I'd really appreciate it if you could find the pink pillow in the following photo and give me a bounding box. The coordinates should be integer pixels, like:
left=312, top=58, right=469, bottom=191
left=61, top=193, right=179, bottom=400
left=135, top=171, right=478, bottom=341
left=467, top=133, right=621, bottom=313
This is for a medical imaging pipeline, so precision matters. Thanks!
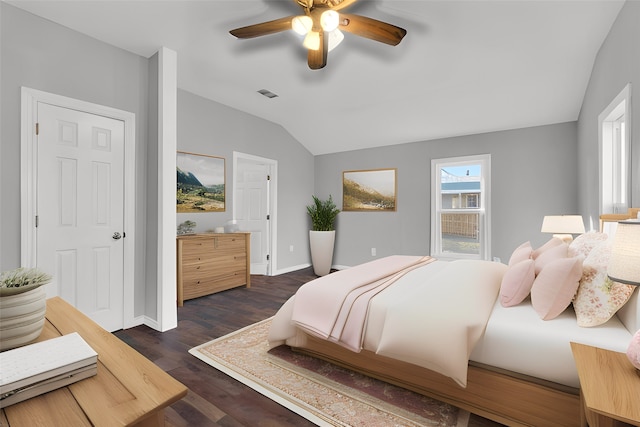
left=534, top=242, right=568, bottom=275
left=573, top=241, right=635, bottom=327
left=531, top=257, right=582, bottom=320
left=508, top=241, right=532, bottom=266
left=500, top=259, right=535, bottom=307
left=627, top=330, right=640, bottom=370
left=531, top=237, right=564, bottom=259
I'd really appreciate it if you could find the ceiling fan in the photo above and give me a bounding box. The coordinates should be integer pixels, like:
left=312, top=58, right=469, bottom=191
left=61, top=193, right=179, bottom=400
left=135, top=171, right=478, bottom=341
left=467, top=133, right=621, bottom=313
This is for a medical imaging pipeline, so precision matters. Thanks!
left=229, top=0, right=407, bottom=70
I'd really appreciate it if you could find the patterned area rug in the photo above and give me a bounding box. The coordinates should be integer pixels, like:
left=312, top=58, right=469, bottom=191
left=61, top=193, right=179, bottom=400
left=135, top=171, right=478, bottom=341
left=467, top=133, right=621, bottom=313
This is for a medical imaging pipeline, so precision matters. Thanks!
left=190, top=318, right=503, bottom=427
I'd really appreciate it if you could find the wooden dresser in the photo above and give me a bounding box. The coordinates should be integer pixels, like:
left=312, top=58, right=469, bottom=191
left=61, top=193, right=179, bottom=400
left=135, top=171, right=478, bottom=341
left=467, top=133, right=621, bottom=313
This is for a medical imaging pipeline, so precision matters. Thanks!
left=176, top=233, right=251, bottom=306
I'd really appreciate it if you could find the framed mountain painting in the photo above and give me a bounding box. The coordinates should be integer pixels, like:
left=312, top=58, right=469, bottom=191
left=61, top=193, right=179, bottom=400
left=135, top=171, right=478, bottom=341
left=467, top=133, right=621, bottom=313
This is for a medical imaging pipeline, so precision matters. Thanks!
left=176, top=151, right=225, bottom=212
left=343, top=168, right=397, bottom=211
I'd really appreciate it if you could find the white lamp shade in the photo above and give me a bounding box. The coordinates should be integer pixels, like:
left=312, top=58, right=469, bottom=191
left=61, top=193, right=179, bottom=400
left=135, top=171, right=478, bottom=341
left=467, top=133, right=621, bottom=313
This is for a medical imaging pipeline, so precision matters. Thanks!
left=608, top=220, right=640, bottom=286
left=320, top=10, right=339, bottom=32
left=303, top=31, right=320, bottom=50
left=540, top=215, right=586, bottom=234
left=292, top=16, right=312, bottom=35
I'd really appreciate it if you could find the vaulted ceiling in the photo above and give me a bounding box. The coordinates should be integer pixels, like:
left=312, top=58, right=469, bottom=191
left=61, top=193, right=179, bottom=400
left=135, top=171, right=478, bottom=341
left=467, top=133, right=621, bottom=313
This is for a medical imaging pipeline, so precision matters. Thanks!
left=7, top=0, right=625, bottom=155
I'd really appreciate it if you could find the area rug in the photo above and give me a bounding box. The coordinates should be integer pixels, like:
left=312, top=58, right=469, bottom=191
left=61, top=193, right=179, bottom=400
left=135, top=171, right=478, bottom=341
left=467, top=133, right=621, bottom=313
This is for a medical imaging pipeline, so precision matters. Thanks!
left=189, top=318, right=503, bottom=427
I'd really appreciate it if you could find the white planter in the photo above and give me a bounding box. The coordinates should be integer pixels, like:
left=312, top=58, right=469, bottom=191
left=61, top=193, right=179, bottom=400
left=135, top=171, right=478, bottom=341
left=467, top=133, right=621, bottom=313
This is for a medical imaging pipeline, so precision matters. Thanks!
left=309, top=230, right=336, bottom=276
left=0, top=286, right=47, bottom=351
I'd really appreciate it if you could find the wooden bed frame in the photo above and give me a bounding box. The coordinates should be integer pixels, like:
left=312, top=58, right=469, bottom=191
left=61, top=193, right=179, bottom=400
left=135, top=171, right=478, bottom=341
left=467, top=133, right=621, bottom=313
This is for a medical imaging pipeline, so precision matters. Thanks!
left=294, top=333, right=583, bottom=427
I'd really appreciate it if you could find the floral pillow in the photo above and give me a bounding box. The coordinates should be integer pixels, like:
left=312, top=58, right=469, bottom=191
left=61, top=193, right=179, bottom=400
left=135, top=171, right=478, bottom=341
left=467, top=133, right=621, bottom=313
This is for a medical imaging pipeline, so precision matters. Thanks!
left=568, top=231, right=608, bottom=261
left=573, top=240, right=635, bottom=327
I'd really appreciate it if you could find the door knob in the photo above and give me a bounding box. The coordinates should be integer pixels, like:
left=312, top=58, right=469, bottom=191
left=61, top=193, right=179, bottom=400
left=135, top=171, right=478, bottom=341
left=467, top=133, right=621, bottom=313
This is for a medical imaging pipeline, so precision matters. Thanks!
left=112, top=232, right=122, bottom=240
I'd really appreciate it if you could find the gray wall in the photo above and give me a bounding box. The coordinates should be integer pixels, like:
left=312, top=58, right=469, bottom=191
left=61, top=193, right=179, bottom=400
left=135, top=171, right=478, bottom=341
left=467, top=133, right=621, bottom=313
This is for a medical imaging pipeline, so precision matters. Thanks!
left=315, top=122, right=579, bottom=266
left=2, top=0, right=636, bottom=299
left=176, top=90, right=315, bottom=271
left=577, top=0, right=640, bottom=225
left=0, top=4, right=151, bottom=318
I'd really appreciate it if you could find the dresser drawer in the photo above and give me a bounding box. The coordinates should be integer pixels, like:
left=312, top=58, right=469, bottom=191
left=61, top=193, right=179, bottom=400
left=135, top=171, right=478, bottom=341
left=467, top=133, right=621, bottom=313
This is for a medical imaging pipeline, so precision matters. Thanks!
left=181, top=253, right=247, bottom=280
left=182, top=269, right=246, bottom=300
left=181, top=236, right=245, bottom=259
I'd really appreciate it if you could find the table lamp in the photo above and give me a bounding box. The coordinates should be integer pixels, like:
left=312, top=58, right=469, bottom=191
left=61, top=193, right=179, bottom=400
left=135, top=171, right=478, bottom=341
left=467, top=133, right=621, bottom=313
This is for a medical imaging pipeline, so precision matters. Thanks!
left=608, top=220, right=640, bottom=373
left=540, top=215, right=586, bottom=243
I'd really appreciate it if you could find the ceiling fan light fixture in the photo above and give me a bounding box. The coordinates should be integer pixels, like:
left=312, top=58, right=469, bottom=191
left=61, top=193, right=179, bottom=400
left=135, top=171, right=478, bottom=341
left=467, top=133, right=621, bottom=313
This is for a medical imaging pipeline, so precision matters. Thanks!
left=292, top=15, right=312, bottom=35
left=327, top=29, right=344, bottom=52
left=320, top=10, right=339, bottom=32
left=303, top=30, right=320, bottom=50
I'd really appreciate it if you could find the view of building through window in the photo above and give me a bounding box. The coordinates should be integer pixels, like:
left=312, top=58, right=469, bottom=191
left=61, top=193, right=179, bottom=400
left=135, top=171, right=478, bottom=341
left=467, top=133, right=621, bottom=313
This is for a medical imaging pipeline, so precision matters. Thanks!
left=431, top=156, right=490, bottom=260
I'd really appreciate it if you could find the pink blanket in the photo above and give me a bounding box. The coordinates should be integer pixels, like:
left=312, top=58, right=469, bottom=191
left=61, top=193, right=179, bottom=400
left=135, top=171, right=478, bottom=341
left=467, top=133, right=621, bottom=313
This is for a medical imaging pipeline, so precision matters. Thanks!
left=291, top=255, right=434, bottom=352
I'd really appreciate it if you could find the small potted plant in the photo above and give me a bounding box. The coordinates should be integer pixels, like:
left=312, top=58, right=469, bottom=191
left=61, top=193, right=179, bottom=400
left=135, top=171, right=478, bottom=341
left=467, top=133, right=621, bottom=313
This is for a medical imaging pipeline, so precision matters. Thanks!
left=1, top=267, right=52, bottom=296
left=307, top=195, right=340, bottom=276
left=0, top=267, right=52, bottom=351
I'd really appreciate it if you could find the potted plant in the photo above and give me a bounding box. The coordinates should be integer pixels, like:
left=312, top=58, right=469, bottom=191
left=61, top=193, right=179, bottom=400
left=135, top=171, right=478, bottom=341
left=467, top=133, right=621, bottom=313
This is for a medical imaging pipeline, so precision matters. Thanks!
left=0, top=267, right=52, bottom=351
left=307, top=195, right=340, bottom=276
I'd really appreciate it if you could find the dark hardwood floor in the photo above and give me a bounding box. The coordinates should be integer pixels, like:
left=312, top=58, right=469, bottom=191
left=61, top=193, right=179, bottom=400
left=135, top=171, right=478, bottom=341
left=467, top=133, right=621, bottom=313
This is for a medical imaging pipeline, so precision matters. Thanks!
left=114, top=268, right=320, bottom=427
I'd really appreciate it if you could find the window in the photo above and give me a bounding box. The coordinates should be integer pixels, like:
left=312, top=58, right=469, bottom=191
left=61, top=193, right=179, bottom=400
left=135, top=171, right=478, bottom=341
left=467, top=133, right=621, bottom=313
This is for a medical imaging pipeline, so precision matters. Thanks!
left=431, top=155, right=491, bottom=260
left=599, top=84, right=631, bottom=218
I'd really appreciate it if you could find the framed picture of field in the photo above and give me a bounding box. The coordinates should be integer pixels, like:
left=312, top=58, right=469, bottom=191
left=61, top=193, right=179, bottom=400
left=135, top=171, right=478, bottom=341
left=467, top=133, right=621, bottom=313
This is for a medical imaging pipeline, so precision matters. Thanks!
left=176, top=151, right=225, bottom=212
left=343, top=168, right=397, bottom=211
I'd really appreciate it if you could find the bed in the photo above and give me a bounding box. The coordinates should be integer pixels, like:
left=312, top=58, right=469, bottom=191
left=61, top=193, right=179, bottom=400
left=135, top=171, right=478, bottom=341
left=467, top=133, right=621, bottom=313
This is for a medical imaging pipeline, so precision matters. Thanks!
left=268, top=236, right=638, bottom=427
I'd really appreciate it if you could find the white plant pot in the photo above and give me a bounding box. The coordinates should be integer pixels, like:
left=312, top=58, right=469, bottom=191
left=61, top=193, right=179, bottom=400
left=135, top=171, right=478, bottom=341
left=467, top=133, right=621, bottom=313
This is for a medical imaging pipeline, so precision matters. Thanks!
left=309, top=230, right=336, bottom=276
left=0, top=286, right=47, bottom=351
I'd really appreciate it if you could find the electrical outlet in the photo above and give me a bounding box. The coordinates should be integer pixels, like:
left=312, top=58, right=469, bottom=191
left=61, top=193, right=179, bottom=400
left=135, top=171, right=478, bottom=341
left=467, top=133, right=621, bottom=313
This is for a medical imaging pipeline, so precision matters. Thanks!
left=289, top=245, right=294, bottom=252
left=371, top=248, right=376, bottom=256
left=493, top=257, right=501, bottom=263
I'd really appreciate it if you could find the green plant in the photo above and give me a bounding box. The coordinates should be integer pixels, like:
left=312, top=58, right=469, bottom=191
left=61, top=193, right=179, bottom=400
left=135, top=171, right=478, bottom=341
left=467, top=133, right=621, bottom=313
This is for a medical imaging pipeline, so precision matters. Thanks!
left=307, top=195, right=340, bottom=231
left=0, top=267, right=52, bottom=296
left=177, top=220, right=197, bottom=234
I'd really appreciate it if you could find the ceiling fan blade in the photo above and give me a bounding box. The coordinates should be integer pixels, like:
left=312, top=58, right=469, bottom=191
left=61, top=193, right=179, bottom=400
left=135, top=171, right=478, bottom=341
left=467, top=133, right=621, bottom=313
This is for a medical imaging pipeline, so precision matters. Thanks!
left=230, top=16, right=295, bottom=39
left=308, top=31, right=328, bottom=70
left=339, top=13, right=406, bottom=46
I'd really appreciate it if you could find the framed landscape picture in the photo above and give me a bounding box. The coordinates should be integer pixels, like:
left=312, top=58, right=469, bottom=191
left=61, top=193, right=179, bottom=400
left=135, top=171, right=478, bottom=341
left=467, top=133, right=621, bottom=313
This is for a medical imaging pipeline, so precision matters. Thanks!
left=343, top=168, right=397, bottom=211
left=176, top=151, right=225, bottom=212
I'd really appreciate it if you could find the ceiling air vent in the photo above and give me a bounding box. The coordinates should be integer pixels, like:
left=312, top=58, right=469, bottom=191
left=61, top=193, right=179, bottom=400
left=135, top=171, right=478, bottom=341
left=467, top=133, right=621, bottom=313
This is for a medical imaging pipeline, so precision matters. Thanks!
left=257, top=89, right=278, bottom=99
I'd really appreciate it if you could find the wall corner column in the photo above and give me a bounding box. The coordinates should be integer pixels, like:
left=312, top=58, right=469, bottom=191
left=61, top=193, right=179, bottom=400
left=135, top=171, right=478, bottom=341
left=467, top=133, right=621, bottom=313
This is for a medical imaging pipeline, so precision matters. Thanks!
left=157, top=46, right=178, bottom=331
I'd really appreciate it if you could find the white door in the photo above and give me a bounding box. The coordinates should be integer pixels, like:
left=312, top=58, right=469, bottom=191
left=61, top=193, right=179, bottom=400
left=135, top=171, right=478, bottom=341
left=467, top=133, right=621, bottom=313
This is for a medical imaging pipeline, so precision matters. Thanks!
left=36, top=102, right=125, bottom=331
left=236, top=158, right=271, bottom=275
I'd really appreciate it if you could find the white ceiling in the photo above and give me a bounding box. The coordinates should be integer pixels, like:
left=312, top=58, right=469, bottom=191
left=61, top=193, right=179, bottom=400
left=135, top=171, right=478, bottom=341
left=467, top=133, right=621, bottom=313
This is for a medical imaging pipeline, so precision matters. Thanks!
left=7, top=0, right=625, bottom=155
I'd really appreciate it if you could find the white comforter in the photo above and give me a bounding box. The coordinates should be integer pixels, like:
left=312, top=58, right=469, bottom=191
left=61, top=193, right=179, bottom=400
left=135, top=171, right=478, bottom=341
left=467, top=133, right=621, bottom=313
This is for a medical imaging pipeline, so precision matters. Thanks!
left=268, top=258, right=507, bottom=387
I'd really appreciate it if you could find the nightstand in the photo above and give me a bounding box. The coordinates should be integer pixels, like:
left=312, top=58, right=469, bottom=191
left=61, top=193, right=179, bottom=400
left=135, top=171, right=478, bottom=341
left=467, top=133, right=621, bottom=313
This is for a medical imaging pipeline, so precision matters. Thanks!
left=571, top=342, right=640, bottom=427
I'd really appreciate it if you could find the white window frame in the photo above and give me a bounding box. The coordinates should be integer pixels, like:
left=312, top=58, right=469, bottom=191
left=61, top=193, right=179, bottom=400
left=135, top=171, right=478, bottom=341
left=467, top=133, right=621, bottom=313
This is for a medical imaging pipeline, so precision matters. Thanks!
left=599, top=83, right=631, bottom=216
left=431, top=154, right=491, bottom=260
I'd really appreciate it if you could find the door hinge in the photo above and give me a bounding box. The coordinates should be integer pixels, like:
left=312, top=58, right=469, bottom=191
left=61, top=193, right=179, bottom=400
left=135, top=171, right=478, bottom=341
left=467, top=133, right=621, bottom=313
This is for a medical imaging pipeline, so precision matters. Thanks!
left=267, top=175, right=271, bottom=181
left=35, top=123, right=39, bottom=135
left=266, top=254, right=270, bottom=261
left=123, top=232, right=126, bottom=238
left=35, top=216, right=39, bottom=227
left=266, top=214, right=270, bottom=220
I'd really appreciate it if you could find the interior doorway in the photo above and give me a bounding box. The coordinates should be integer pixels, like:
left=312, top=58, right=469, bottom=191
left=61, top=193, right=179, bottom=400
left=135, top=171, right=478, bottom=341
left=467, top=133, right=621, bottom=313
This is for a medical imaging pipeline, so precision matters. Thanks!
left=233, top=152, right=277, bottom=275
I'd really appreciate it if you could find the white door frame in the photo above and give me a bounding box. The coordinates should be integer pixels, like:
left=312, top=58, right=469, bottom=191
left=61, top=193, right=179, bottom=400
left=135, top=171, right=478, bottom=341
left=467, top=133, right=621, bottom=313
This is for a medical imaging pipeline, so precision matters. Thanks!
left=232, top=152, right=277, bottom=275
left=20, top=87, right=137, bottom=328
